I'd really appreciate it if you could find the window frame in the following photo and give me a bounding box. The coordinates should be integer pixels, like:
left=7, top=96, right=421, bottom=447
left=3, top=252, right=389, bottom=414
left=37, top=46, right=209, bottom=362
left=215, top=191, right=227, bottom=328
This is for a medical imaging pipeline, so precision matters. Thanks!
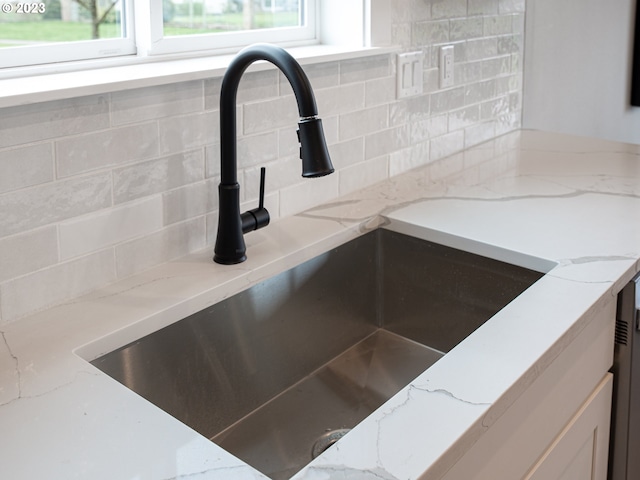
left=0, top=0, right=389, bottom=96
left=1, top=0, right=136, bottom=69
left=0, top=0, right=319, bottom=70
left=144, top=0, right=318, bottom=57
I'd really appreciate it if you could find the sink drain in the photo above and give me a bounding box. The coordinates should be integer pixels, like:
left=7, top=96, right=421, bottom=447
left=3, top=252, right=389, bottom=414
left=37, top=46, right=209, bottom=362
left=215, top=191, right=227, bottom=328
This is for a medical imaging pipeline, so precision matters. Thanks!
left=311, top=428, right=351, bottom=459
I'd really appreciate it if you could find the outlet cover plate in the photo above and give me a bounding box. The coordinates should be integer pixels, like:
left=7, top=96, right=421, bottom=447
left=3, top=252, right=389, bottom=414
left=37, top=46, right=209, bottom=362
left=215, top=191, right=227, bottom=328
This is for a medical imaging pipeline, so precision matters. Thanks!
left=439, top=45, right=455, bottom=89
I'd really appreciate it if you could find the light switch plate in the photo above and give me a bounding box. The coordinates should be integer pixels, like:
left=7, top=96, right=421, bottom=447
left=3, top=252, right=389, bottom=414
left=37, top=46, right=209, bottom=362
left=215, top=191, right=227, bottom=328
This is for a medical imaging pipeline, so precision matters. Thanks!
left=397, top=51, right=423, bottom=99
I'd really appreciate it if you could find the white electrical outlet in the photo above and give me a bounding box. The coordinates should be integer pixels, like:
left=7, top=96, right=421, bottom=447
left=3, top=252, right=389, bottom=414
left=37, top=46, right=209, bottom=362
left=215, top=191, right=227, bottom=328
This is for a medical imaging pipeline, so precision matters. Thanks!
left=397, top=51, right=423, bottom=99
left=439, top=45, right=455, bottom=88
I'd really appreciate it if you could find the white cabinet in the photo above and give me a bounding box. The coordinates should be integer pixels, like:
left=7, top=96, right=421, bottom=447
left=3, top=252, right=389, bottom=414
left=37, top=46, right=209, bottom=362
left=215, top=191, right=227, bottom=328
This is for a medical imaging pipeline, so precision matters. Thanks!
left=525, top=374, right=612, bottom=480
left=440, top=298, right=615, bottom=480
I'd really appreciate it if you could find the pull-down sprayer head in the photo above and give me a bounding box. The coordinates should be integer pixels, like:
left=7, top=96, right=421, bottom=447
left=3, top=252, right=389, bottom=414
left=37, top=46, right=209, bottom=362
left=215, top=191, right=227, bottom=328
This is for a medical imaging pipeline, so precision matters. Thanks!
left=298, top=116, right=334, bottom=178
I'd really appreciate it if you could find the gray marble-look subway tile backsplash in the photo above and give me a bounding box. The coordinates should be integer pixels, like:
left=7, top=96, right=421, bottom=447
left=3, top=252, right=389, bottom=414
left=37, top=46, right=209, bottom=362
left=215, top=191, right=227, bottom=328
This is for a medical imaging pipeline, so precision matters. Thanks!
left=465, top=120, right=498, bottom=147
left=499, top=73, right=522, bottom=95
left=115, top=217, right=205, bottom=279
left=484, top=14, right=514, bottom=36
left=58, top=196, right=163, bottom=260
left=390, top=0, right=431, bottom=23
left=204, top=144, right=221, bottom=178
left=162, top=180, right=217, bottom=226
left=0, top=227, right=58, bottom=283
left=497, top=35, right=522, bottom=56
left=496, top=110, right=521, bottom=135
left=0, top=95, right=109, bottom=148
left=203, top=76, right=222, bottom=111
left=314, top=83, right=365, bottom=117
left=0, top=249, right=116, bottom=322
left=365, top=76, right=396, bottom=107
left=236, top=131, right=279, bottom=169
left=412, top=20, right=450, bottom=46
left=277, top=124, right=302, bottom=158
left=339, top=155, right=389, bottom=196
left=463, top=38, right=499, bottom=62
left=432, top=0, right=468, bottom=19
left=279, top=174, right=338, bottom=218
left=458, top=60, right=484, bottom=85
left=481, top=96, right=510, bottom=120
left=481, top=55, right=511, bottom=79
left=389, top=95, right=431, bottom=126
left=499, top=0, right=525, bottom=14
left=512, top=10, right=525, bottom=34
left=391, top=22, right=412, bottom=47
left=449, top=105, right=482, bottom=131
left=56, top=122, right=159, bottom=177
left=410, top=114, right=449, bottom=144
left=327, top=137, right=365, bottom=171
left=450, top=17, right=485, bottom=41
left=0, top=172, right=111, bottom=238
left=465, top=79, right=497, bottom=105
left=317, top=115, right=338, bottom=146
left=339, top=105, right=389, bottom=141
left=293, top=61, right=340, bottom=91
left=431, top=87, right=465, bottom=114
left=390, top=139, right=431, bottom=177
left=111, top=80, right=205, bottom=126
left=339, top=55, right=391, bottom=85
left=0, top=143, right=53, bottom=194
left=112, top=150, right=204, bottom=204
left=158, top=111, right=217, bottom=156
left=365, top=125, right=410, bottom=160
left=237, top=70, right=279, bottom=104
left=469, top=0, right=499, bottom=15
left=243, top=95, right=299, bottom=135
left=431, top=129, right=466, bottom=161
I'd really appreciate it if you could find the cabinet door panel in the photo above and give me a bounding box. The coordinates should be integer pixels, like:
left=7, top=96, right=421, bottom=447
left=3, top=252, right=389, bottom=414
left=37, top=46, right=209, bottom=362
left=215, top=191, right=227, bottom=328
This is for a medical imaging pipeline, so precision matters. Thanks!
left=525, top=373, right=613, bottom=480
left=557, top=437, right=596, bottom=480
left=438, top=300, right=614, bottom=480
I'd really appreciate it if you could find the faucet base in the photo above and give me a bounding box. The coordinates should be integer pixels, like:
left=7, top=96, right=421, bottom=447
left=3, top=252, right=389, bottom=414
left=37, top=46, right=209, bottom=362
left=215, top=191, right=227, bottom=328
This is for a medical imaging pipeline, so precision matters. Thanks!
left=214, top=253, right=247, bottom=265
left=214, top=183, right=247, bottom=265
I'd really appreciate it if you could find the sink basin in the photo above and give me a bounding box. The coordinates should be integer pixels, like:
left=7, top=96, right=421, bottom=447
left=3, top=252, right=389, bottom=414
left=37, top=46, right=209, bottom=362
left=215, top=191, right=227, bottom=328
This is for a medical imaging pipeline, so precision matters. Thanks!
left=90, top=228, right=547, bottom=479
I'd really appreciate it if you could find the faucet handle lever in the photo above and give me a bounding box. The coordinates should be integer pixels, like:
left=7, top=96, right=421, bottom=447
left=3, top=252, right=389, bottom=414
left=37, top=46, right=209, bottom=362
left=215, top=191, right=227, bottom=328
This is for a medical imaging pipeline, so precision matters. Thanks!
left=241, top=167, right=270, bottom=234
left=258, top=166, right=266, bottom=210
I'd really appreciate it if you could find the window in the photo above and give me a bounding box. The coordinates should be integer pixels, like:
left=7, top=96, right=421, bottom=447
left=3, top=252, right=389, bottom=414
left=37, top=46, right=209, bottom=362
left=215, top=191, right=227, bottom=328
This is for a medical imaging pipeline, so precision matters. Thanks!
left=145, top=0, right=315, bottom=55
left=0, top=0, right=316, bottom=69
left=1, top=0, right=135, bottom=68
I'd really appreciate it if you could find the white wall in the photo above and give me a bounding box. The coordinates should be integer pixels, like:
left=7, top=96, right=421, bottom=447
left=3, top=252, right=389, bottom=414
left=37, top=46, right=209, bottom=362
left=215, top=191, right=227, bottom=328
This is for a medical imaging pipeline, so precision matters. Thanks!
left=523, top=0, right=640, bottom=144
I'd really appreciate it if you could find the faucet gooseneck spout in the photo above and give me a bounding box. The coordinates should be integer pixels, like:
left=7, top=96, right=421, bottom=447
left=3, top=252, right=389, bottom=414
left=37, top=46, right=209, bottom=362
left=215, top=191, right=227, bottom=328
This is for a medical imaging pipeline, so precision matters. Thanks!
left=213, top=43, right=334, bottom=265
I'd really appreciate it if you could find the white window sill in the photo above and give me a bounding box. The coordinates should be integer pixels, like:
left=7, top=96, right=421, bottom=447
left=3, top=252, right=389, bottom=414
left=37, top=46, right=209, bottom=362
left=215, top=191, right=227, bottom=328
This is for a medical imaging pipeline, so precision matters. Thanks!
left=0, top=45, right=398, bottom=109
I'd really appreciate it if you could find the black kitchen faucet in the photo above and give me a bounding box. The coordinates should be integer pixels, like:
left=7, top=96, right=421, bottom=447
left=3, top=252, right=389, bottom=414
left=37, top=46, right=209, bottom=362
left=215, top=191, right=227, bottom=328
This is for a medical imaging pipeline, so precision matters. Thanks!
left=213, top=43, right=334, bottom=265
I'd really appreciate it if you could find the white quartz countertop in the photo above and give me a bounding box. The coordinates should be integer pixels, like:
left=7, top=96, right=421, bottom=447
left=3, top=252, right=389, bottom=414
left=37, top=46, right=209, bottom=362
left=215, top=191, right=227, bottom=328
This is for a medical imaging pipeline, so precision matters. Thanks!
left=2, top=130, right=640, bottom=479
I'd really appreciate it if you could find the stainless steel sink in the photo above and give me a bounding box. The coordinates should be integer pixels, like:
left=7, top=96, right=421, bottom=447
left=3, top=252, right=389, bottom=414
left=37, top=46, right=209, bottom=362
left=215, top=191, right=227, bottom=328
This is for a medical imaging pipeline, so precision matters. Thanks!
left=91, top=229, right=546, bottom=479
